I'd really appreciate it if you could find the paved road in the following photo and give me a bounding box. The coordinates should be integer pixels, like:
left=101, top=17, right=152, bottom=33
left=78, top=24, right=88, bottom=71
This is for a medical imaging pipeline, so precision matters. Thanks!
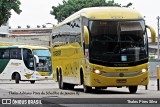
left=0, top=78, right=160, bottom=98
left=0, top=78, right=160, bottom=107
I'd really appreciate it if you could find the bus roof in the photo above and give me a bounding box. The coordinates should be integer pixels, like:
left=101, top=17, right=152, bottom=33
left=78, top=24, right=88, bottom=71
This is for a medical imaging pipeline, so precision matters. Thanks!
left=0, top=43, right=11, bottom=46
left=0, top=45, right=48, bottom=50
left=58, top=7, right=143, bottom=26
left=0, top=46, right=19, bottom=49
left=18, top=45, right=48, bottom=50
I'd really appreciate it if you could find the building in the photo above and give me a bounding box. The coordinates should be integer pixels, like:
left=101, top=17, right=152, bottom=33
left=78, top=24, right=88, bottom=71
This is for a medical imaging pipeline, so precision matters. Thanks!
left=9, top=26, right=52, bottom=41
left=0, top=22, right=9, bottom=37
left=149, top=37, right=160, bottom=55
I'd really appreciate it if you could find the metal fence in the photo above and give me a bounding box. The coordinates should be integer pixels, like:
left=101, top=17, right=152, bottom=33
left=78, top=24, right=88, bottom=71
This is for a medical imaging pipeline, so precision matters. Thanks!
left=0, top=37, right=49, bottom=47
left=149, top=60, right=160, bottom=78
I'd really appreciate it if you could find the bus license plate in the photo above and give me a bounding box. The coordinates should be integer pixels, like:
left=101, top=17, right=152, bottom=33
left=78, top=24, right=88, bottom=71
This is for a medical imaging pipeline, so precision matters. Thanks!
left=116, top=79, right=127, bottom=83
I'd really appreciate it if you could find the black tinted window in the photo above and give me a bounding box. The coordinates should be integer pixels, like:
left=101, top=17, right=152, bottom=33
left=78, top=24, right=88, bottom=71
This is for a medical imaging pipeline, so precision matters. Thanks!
left=10, top=49, right=22, bottom=59
left=0, top=49, right=9, bottom=59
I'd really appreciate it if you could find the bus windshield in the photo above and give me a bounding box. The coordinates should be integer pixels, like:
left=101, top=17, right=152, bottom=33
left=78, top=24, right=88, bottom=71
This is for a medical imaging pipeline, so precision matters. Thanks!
left=33, top=49, right=51, bottom=57
left=89, top=20, right=148, bottom=66
left=33, top=49, right=52, bottom=72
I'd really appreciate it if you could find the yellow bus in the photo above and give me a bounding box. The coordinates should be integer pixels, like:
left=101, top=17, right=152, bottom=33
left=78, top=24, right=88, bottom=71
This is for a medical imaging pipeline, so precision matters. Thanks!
left=0, top=43, right=11, bottom=46
left=51, top=7, right=155, bottom=93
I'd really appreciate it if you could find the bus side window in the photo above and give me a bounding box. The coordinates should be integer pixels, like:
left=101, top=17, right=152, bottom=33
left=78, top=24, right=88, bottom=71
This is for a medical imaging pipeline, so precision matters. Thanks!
left=23, top=49, right=34, bottom=70
left=0, top=49, right=4, bottom=59
left=10, top=49, right=22, bottom=60
left=1, top=49, right=10, bottom=59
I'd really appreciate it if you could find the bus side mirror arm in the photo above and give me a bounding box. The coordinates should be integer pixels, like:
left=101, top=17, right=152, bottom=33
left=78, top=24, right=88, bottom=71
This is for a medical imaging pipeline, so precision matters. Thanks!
left=34, top=55, right=39, bottom=64
left=146, top=25, right=156, bottom=43
left=84, top=26, right=89, bottom=45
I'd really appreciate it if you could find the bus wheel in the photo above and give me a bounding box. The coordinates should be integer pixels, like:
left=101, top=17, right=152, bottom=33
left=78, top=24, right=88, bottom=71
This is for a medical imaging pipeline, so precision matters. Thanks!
left=129, top=86, right=138, bottom=93
left=58, top=73, right=67, bottom=89
left=15, top=73, right=20, bottom=84
left=83, top=85, right=92, bottom=93
left=67, top=84, right=74, bottom=90
left=95, top=87, right=107, bottom=90
left=82, top=77, right=91, bottom=92
left=30, top=80, right=35, bottom=84
left=81, top=73, right=92, bottom=93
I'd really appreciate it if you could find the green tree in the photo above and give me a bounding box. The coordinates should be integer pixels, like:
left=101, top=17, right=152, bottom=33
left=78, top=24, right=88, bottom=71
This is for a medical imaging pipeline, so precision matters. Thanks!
left=0, top=0, right=22, bottom=26
left=50, top=0, right=132, bottom=22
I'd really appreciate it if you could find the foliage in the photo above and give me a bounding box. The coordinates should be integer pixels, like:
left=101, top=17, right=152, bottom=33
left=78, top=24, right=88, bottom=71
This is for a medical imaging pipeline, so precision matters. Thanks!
left=0, top=0, right=21, bottom=26
left=149, top=56, right=158, bottom=61
left=50, top=0, right=132, bottom=22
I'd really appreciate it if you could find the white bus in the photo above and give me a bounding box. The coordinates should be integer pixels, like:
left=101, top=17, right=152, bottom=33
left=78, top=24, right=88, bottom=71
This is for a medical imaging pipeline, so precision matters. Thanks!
left=0, top=45, right=52, bottom=83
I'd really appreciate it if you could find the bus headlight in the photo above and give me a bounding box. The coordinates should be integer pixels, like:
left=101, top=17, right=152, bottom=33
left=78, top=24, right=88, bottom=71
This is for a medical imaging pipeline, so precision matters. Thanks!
left=94, top=70, right=101, bottom=74
left=87, top=66, right=101, bottom=74
left=142, top=68, right=147, bottom=73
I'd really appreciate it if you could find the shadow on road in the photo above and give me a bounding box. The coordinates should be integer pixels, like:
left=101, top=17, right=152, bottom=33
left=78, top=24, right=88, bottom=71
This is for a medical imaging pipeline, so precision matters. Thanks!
left=73, top=88, right=144, bottom=95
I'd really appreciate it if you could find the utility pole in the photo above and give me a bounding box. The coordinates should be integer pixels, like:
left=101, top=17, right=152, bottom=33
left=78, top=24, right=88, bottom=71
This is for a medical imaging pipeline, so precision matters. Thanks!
left=46, top=23, right=54, bottom=47
left=157, top=16, right=160, bottom=60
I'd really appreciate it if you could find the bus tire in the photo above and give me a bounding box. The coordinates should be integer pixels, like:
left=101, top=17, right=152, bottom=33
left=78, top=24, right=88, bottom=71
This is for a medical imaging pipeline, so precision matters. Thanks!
left=95, top=87, right=107, bottom=90
left=30, top=80, right=35, bottom=84
left=82, top=74, right=92, bottom=93
left=95, top=87, right=102, bottom=90
left=129, top=86, right=138, bottom=93
left=15, top=73, right=20, bottom=84
left=58, top=72, right=67, bottom=89
left=83, top=84, right=92, bottom=93
left=56, top=69, right=59, bottom=82
left=67, top=84, right=74, bottom=90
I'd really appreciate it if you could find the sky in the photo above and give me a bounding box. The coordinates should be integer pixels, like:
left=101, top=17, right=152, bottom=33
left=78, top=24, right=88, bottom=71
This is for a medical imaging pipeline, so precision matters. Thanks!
left=9, top=0, right=63, bottom=28
left=9, top=0, right=159, bottom=32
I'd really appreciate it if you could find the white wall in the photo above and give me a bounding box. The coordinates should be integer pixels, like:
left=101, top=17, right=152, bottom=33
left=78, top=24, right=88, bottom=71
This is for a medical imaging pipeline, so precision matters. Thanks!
left=0, top=22, right=9, bottom=37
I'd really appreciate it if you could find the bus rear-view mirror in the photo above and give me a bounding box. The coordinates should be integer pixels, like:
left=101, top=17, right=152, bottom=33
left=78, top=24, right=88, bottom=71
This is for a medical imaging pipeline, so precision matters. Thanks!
left=146, top=25, right=156, bottom=43
left=84, top=26, right=89, bottom=45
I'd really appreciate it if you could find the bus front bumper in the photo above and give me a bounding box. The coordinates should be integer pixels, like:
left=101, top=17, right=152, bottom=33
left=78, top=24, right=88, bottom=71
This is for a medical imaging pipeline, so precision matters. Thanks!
left=88, top=71, right=149, bottom=87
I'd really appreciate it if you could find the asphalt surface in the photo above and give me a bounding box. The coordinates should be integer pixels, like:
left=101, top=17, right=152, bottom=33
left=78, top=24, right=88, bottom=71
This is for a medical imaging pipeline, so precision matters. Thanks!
left=0, top=78, right=160, bottom=107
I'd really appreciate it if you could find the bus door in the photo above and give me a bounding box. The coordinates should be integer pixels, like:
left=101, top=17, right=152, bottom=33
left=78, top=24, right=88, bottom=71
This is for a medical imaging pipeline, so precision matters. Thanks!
left=23, top=49, right=35, bottom=72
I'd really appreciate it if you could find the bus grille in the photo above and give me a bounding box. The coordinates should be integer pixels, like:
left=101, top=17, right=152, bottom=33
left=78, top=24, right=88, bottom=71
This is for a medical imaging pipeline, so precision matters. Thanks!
left=101, top=71, right=143, bottom=77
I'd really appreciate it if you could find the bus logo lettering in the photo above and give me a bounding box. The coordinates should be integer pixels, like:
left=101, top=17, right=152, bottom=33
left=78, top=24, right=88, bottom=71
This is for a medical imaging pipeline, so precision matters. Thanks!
left=53, top=50, right=61, bottom=56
